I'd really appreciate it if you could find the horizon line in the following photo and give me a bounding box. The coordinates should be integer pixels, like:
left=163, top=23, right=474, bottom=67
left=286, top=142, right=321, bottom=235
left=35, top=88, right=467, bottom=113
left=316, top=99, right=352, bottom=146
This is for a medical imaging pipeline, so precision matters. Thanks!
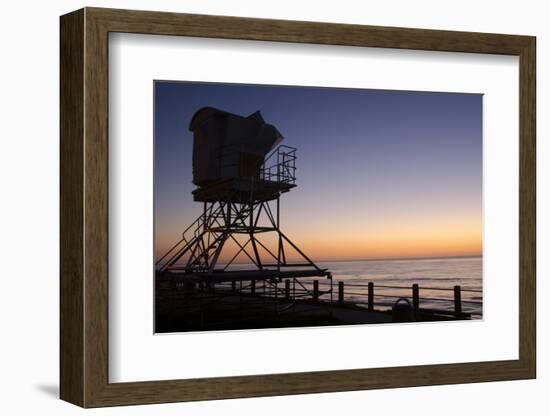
left=213, top=253, right=483, bottom=267
left=314, top=254, right=482, bottom=264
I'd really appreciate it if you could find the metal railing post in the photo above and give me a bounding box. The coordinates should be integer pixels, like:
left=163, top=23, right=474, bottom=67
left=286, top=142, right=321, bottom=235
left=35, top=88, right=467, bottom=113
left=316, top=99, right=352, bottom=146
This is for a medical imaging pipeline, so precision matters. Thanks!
left=454, top=285, right=462, bottom=317
left=368, top=282, right=374, bottom=311
left=338, top=281, right=344, bottom=304
left=313, top=280, right=319, bottom=301
left=412, top=283, right=419, bottom=312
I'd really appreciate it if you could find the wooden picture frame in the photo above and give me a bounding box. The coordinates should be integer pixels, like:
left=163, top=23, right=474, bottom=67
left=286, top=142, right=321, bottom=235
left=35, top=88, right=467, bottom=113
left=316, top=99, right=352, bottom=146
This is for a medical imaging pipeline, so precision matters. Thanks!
left=60, top=7, right=536, bottom=408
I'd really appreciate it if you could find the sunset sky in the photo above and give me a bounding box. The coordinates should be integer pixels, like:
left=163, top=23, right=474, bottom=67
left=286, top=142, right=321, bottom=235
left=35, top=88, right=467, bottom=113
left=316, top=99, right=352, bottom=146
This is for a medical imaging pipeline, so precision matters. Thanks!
left=154, top=81, right=482, bottom=262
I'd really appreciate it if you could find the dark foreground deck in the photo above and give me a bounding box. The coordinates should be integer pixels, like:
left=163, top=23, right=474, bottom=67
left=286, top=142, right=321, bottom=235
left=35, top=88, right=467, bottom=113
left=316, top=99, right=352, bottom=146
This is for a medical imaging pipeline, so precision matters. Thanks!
left=155, top=276, right=478, bottom=333
left=155, top=293, right=391, bottom=333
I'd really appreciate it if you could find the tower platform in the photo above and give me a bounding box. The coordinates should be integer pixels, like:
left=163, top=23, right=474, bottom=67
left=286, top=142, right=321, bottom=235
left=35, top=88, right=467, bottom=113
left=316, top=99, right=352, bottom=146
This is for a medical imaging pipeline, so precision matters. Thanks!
left=159, top=268, right=331, bottom=283
left=192, top=177, right=296, bottom=203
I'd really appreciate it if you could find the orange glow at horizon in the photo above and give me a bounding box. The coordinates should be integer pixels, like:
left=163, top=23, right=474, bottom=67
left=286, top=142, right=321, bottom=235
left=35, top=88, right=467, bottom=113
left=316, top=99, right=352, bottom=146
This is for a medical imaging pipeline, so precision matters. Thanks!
left=155, top=215, right=482, bottom=263
left=284, top=215, right=481, bottom=261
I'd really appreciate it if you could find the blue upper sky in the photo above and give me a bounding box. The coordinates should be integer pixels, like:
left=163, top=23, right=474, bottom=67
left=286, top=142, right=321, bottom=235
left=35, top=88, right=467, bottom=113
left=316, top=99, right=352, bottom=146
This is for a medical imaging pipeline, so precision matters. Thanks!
left=154, top=81, right=482, bottom=261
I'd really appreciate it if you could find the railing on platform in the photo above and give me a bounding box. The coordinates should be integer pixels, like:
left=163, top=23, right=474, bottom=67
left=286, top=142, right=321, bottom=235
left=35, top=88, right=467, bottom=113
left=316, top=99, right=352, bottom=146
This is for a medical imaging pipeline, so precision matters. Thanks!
left=260, top=145, right=296, bottom=185
left=166, top=277, right=483, bottom=319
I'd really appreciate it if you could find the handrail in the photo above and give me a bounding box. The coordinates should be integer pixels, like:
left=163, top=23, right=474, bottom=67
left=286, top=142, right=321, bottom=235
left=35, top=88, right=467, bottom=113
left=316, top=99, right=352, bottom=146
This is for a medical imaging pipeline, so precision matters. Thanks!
left=264, top=144, right=296, bottom=162
left=293, top=280, right=481, bottom=293
left=343, top=282, right=482, bottom=293
left=261, top=145, right=297, bottom=184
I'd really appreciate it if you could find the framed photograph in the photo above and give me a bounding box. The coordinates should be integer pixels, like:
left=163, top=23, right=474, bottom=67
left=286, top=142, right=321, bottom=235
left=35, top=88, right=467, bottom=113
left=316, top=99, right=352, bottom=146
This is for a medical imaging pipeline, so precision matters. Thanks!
left=60, top=7, right=536, bottom=407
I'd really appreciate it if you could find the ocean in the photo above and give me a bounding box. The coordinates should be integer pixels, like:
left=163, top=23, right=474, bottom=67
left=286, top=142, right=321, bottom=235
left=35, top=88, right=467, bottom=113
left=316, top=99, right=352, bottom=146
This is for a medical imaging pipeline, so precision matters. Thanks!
left=314, top=256, right=483, bottom=317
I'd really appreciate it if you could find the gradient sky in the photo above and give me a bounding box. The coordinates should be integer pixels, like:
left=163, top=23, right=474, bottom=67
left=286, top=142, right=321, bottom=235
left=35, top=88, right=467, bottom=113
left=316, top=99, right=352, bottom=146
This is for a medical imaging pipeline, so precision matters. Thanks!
left=154, top=81, right=482, bottom=262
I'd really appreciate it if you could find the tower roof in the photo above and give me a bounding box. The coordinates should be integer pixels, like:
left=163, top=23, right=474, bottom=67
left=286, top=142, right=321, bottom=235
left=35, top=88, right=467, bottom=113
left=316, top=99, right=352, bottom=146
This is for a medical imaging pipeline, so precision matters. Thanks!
left=189, top=106, right=283, bottom=140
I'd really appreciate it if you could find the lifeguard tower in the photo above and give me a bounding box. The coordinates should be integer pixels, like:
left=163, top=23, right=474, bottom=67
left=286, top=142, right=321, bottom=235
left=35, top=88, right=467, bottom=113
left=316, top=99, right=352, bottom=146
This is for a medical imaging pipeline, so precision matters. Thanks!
left=156, top=107, right=331, bottom=288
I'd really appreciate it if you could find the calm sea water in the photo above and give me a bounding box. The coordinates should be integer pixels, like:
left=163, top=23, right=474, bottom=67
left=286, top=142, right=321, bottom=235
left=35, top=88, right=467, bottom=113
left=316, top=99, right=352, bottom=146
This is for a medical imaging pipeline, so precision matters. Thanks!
left=315, top=256, right=483, bottom=317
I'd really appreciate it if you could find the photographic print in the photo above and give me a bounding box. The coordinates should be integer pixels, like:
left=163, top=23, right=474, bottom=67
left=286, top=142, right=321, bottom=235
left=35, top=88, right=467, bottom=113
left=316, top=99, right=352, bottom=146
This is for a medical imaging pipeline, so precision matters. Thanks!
left=154, top=81, right=483, bottom=334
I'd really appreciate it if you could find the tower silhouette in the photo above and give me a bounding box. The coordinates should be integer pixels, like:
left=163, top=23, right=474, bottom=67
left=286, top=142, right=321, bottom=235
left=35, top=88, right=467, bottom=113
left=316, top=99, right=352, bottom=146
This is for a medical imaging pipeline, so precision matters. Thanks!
left=156, top=107, right=331, bottom=288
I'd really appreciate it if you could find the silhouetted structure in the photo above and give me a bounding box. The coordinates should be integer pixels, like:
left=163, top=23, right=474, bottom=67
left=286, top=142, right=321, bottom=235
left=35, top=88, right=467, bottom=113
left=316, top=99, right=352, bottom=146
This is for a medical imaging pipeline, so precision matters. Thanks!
left=156, top=107, right=332, bottom=287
